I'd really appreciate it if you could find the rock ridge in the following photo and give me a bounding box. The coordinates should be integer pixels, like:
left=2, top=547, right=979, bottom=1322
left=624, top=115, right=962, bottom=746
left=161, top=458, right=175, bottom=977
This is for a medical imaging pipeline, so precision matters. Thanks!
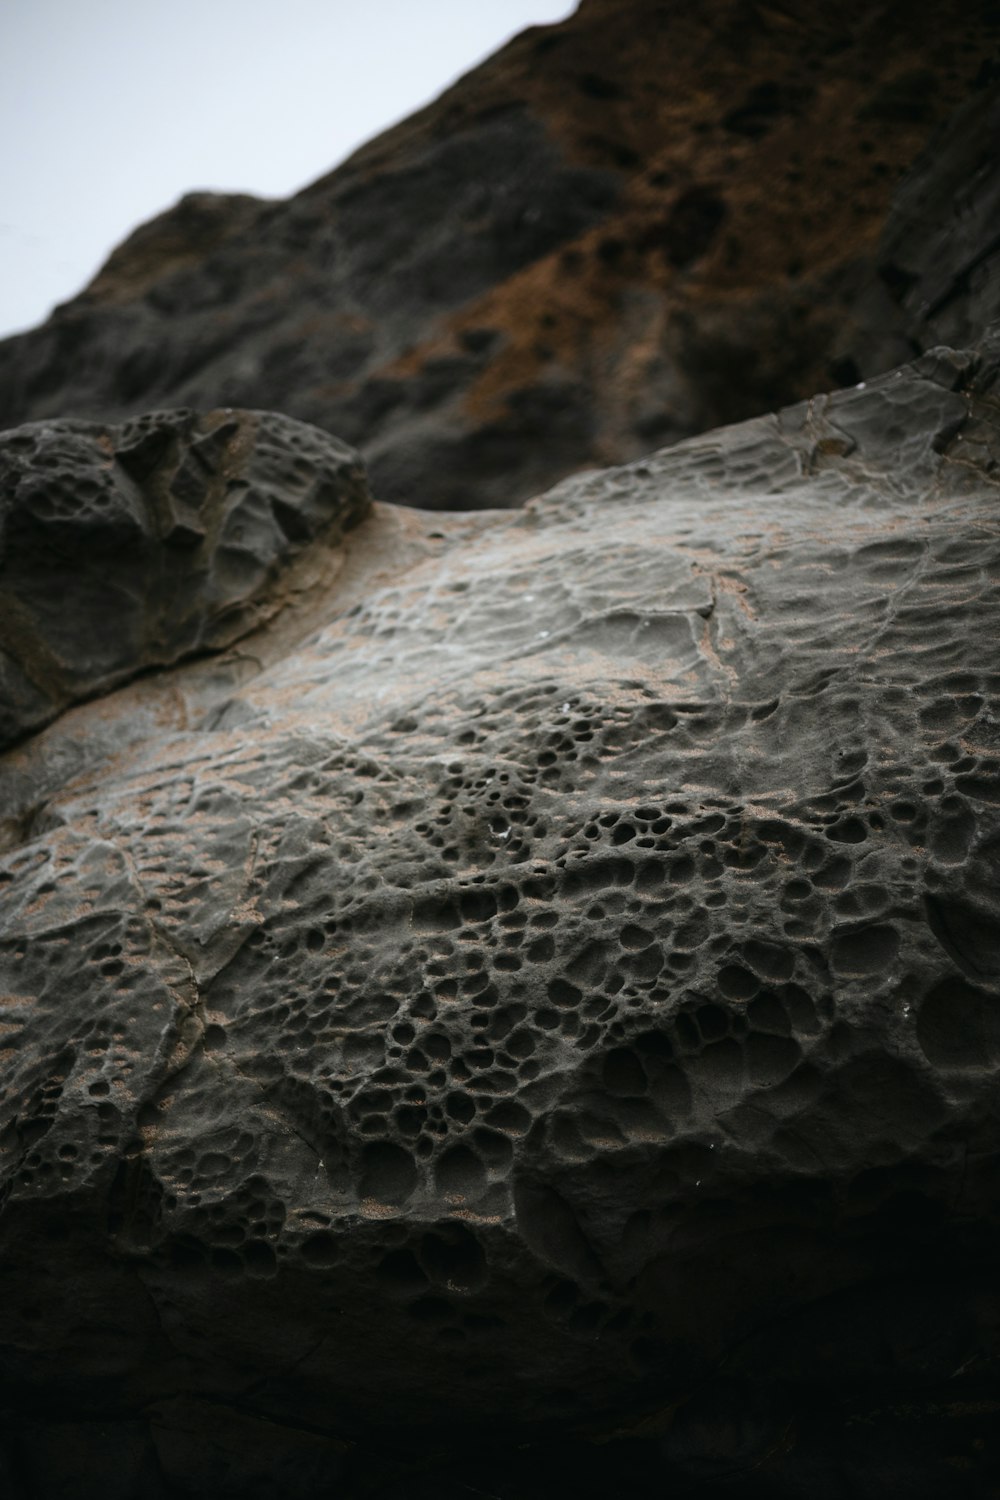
left=1, top=0, right=998, bottom=510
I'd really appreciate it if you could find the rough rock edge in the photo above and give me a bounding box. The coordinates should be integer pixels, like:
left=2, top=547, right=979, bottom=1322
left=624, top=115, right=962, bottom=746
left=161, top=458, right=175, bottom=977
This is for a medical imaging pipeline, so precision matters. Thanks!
left=0, top=408, right=371, bottom=752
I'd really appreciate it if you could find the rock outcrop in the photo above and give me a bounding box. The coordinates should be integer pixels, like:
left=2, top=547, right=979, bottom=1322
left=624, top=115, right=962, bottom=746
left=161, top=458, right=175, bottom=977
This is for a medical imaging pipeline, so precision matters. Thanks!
left=0, top=410, right=369, bottom=752
left=1, top=336, right=998, bottom=1496
left=1, top=0, right=999, bottom=509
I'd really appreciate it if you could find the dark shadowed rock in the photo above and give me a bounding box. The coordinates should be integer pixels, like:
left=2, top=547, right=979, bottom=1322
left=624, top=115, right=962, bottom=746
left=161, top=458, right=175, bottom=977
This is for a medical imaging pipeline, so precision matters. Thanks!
left=1, top=337, right=998, bottom=1495
left=0, top=1, right=998, bottom=510
left=876, top=77, right=1000, bottom=353
left=0, top=409, right=370, bottom=751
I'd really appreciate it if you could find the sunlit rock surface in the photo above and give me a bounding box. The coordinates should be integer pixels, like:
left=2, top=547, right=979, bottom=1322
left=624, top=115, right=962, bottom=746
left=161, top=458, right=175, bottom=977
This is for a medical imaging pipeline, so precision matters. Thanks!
left=1, top=340, right=998, bottom=1495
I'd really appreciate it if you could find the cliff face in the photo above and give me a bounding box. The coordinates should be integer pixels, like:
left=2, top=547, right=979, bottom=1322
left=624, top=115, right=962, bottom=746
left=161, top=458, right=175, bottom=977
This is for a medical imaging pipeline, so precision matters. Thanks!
left=1, top=0, right=998, bottom=509
left=2, top=335, right=999, bottom=1499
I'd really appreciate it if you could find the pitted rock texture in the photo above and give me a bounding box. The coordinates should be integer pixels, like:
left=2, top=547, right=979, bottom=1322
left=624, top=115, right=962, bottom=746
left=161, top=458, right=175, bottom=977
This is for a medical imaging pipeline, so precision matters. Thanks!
left=0, top=409, right=370, bottom=751
left=1, top=2, right=999, bottom=510
left=1, top=341, right=999, bottom=1495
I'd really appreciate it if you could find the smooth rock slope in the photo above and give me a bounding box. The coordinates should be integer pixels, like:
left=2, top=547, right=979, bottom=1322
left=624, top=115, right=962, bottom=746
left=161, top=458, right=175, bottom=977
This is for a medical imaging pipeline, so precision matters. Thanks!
left=1, top=337, right=998, bottom=1496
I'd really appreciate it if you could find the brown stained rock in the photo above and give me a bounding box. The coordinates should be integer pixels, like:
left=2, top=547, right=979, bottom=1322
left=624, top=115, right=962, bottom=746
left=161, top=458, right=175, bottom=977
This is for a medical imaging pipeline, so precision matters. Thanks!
left=0, top=339, right=998, bottom=1494
left=0, top=1, right=998, bottom=511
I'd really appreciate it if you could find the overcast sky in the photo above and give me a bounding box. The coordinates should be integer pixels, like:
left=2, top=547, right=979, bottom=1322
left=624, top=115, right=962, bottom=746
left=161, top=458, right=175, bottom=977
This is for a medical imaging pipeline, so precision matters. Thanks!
left=0, top=0, right=577, bottom=340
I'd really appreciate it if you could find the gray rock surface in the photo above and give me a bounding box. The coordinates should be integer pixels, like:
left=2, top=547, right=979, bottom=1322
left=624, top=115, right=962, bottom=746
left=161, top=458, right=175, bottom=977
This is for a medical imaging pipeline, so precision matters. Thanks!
left=0, top=409, right=370, bottom=752
left=1, top=338, right=998, bottom=1494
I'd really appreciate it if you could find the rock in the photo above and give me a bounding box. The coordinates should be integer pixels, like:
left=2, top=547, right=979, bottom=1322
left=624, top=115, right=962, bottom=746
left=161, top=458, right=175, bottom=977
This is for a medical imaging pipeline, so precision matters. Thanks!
left=875, top=76, right=1000, bottom=354
left=0, top=408, right=370, bottom=752
left=1, top=336, right=998, bottom=1495
left=0, top=1, right=998, bottom=510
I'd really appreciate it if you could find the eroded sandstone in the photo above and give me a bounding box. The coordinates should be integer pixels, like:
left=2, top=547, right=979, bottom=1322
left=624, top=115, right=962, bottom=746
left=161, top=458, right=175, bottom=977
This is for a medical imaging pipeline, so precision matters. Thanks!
left=0, top=409, right=370, bottom=752
left=1, top=338, right=998, bottom=1495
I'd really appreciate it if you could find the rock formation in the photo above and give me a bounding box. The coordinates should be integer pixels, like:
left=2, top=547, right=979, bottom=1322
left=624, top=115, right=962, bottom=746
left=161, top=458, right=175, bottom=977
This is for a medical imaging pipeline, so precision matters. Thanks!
left=0, top=409, right=369, bottom=752
left=0, top=0, right=998, bottom=509
left=1, top=336, right=998, bottom=1496
left=2, top=3, right=1000, bottom=1495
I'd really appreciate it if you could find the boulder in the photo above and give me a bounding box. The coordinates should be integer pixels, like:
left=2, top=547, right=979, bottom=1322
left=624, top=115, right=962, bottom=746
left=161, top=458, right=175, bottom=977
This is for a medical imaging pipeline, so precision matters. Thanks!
left=1, top=336, right=998, bottom=1494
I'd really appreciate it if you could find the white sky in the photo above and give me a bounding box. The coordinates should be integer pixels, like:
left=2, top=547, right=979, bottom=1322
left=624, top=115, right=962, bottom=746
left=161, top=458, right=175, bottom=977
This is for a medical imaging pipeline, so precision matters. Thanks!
left=0, top=0, right=577, bottom=340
